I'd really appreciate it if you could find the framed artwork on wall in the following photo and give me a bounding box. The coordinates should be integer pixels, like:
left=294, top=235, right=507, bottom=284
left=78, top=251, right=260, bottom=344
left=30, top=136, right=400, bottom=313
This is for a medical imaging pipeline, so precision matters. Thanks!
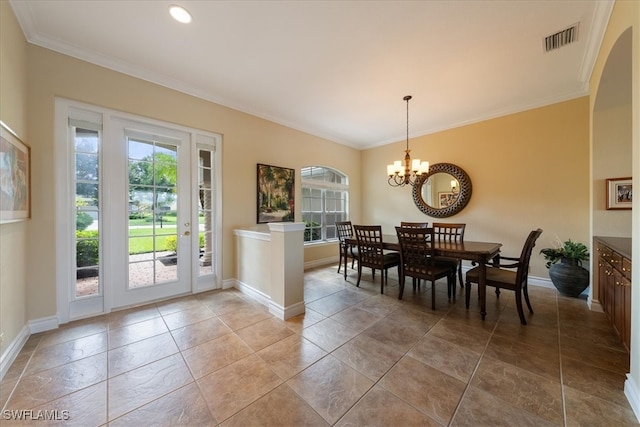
left=606, top=177, right=632, bottom=210
left=1, top=121, right=30, bottom=224
left=257, top=163, right=295, bottom=223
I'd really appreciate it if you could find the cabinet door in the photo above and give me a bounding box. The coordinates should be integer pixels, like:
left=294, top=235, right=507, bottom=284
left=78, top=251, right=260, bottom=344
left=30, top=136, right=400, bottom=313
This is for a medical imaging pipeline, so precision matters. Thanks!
left=613, top=270, right=625, bottom=340
left=598, top=256, right=608, bottom=306
left=622, top=257, right=632, bottom=280
left=622, top=275, right=631, bottom=352
left=605, top=261, right=616, bottom=321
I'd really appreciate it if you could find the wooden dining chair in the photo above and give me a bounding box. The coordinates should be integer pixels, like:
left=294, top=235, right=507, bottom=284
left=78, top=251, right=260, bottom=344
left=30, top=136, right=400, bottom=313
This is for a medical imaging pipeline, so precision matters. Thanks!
left=335, top=221, right=358, bottom=277
left=465, top=228, right=543, bottom=325
left=433, top=222, right=466, bottom=288
left=395, top=226, right=456, bottom=309
left=353, top=225, right=400, bottom=294
left=400, top=221, right=429, bottom=228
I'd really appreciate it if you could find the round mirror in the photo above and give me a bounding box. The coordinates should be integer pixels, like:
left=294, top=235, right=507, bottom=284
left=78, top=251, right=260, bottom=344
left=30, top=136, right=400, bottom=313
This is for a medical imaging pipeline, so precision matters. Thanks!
left=412, top=163, right=472, bottom=217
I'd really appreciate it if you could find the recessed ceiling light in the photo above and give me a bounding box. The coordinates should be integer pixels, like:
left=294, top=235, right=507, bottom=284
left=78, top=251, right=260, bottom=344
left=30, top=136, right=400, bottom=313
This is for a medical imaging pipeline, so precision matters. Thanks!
left=169, top=5, right=192, bottom=24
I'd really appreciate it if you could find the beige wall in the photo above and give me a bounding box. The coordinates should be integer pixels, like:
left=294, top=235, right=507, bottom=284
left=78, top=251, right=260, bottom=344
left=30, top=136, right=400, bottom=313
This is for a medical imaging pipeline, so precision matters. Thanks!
left=589, top=0, right=640, bottom=412
left=593, top=104, right=632, bottom=236
left=0, top=1, right=29, bottom=356
left=362, top=97, right=590, bottom=280
left=24, top=45, right=361, bottom=320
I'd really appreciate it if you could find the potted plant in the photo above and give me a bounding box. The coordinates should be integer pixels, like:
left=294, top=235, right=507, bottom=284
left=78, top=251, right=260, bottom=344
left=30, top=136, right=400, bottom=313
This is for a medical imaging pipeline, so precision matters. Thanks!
left=540, top=239, right=590, bottom=297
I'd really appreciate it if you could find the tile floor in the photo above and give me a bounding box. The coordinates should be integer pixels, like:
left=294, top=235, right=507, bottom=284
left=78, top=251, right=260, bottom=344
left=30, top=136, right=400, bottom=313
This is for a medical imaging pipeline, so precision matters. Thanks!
left=1, top=264, right=638, bottom=426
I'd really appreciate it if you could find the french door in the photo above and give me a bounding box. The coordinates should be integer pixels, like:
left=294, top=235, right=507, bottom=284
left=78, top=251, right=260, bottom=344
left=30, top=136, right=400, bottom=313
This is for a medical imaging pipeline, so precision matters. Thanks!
left=56, top=99, right=221, bottom=321
left=110, top=123, right=193, bottom=308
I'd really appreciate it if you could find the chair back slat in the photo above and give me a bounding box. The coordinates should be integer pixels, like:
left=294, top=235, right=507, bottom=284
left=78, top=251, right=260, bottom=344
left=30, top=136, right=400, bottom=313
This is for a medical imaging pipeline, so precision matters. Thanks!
left=335, top=221, right=353, bottom=244
left=432, top=222, right=466, bottom=243
left=400, top=221, right=429, bottom=228
left=395, top=226, right=438, bottom=275
left=353, top=225, right=385, bottom=266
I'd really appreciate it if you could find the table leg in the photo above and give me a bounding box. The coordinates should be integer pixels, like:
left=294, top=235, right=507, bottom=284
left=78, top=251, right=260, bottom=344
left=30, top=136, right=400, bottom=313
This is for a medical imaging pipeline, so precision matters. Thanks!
left=479, top=261, right=487, bottom=320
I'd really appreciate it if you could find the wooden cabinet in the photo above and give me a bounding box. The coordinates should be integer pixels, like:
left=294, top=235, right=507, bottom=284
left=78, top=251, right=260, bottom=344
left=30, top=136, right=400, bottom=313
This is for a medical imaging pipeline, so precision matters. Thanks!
left=595, top=237, right=632, bottom=352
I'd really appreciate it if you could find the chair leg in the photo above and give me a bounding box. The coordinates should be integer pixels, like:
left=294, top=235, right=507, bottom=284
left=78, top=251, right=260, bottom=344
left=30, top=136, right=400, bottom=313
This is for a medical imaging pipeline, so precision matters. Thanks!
left=523, top=284, right=534, bottom=313
left=431, top=280, right=436, bottom=310
left=337, top=250, right=343, bottom=274
left=380, top=269, right=385, bottom=294
left=458, top=263, right=464, bottom=288
left=398, top=272, right=405, bottom=299
left=356, top=262, right=362, bottom=287
left=465, top=279, right=472, bottom=309
left=449, top=273, right=455, bottom=301
left=515, top=288, right=527, bottom=325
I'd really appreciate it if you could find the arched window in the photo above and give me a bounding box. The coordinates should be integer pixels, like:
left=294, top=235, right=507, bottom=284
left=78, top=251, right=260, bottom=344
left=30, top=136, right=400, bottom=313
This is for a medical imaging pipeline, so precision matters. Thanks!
left=301, top=166, right=349, bottom=243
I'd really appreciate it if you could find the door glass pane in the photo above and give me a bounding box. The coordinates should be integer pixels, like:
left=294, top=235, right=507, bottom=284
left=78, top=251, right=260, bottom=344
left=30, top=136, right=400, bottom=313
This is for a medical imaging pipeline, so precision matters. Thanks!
left=127, top=138, right=179, bottom=287
left=74, top=128, right=100, bottom=298
left=198, top=148, right=213, bottom=276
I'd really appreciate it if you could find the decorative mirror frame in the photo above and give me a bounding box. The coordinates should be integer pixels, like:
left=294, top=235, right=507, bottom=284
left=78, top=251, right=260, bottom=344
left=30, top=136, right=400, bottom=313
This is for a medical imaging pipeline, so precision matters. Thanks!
left=412, top=163, right=472, bottom=218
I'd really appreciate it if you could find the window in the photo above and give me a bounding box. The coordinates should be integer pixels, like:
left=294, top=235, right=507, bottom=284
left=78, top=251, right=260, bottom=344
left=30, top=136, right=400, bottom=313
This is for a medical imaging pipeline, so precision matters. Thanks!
left=70, top=115, right=103, bottom=299
left=301, top=166, right=349, bottom=243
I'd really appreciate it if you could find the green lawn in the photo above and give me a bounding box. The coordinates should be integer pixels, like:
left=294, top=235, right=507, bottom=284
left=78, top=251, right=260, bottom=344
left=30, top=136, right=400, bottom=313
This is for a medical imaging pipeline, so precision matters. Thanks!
left=127, top=226, right=204, bottom=254
left=129, top=215, right=177, bottom=226
left=129, top=214, right=205, bottom=226
left=128, top=226, right=176, bottom=254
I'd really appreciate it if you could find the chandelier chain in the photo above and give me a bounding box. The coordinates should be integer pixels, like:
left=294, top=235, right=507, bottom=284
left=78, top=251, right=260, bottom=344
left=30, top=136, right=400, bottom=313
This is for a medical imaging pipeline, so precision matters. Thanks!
left=405, top=95, right=410, bottom=151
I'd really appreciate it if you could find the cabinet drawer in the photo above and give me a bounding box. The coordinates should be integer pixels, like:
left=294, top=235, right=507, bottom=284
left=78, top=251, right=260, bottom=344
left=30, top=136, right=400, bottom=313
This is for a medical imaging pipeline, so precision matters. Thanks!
left=610, top=251, right=623, bottom=268
left=622, top=257, right=632, bottom=280
left=597, top=243, right=612, bottom=258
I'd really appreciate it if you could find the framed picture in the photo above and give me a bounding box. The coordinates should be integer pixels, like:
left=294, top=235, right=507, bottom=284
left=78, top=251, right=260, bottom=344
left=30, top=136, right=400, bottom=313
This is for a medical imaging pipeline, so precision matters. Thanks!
left=606, top=177, right=632, bottom=210
left=257, top=163, right=295, bottom=223
left=1, top=121, right=30, bottom=223
left=438, top=192, right=457, bottom=208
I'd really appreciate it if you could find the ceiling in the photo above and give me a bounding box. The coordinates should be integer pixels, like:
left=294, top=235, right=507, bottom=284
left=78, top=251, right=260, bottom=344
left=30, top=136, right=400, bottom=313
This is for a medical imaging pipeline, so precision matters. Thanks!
left=10, top=0, right=613, bottom=149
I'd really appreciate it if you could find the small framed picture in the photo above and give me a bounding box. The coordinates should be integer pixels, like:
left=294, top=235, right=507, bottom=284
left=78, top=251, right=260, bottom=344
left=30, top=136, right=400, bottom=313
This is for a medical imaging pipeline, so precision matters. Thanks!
left=1, top=121, right=31, bottom=223
left=606, top=177, right=632, bottom=210
left=438, top=192, right=457, bottom=208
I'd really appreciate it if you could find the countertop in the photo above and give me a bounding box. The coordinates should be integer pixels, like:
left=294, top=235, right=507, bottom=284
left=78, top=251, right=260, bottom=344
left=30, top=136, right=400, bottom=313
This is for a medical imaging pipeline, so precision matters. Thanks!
left=594, top=236, right=632, bottom=259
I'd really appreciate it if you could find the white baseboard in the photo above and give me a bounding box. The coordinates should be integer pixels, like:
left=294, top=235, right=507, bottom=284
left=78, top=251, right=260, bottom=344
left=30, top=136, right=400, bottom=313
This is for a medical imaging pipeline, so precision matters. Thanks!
left=232, top=279, right=305, bottom=320
left=0, top=315, right=60, bottom=380
left=28, top=315, right=59, bottom=334
left=304, top=256, right=339, bottom=270
left=0, top=325, right=30, bottom=381
left=269, top=300, right=305, bottom=320
left=625, top=374, right=640, bottom=423
left=526, top=275, right=555, bottom=289
left=222, top=278, right=236, bottom=290
left=588, top=297, right=605, bottom=312
left=233, top=279, right=271, bottom=308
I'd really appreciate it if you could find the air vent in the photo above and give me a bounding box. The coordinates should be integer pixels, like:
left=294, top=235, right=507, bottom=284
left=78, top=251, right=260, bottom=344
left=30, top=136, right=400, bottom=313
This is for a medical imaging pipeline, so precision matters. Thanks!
left=544, top=23, right=579, bottom=52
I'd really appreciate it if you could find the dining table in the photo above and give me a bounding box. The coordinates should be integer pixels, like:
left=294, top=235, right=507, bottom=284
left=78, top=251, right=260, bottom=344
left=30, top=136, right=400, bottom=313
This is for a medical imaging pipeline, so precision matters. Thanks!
left=344, top=234, right=502, bottom=321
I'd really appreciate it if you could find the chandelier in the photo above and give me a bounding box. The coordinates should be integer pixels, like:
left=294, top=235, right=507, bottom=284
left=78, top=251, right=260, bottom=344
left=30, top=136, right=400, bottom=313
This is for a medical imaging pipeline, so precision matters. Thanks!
left=387, top=95, right=429, bottom=187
